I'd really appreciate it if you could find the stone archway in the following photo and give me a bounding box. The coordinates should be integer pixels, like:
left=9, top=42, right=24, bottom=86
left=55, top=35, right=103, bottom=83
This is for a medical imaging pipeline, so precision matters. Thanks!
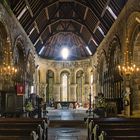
left=97, top=49, right=108, bottom=94
left=125, top=12, right=140, bottom=116
left=131, top=31, right=140, bottom=116
left=0, top=21, right=9, bottom=90
left=14, top=37, right=26, bottom=83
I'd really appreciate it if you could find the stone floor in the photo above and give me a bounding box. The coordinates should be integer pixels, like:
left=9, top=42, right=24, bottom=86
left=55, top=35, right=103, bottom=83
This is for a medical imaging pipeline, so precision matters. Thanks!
left=47, top=108, right=89, bottom=140
left=48, top=127, right=87, bottom=140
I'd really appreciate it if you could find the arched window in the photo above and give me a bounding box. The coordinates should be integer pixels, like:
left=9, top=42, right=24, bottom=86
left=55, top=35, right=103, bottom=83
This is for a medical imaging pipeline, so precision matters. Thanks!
left=62, top=74, right=68, bottom=101
left=61, top=71, right=69, bottom=101
left=90, top=73, right=93, bottom=93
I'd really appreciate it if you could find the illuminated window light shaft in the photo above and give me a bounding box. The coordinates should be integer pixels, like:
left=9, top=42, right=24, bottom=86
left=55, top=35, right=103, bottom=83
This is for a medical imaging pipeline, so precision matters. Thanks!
left=34, top=38, right=40, bottom=46
left=17, top=6, right=28, bottom=20
left=97, top=26, right=105, bottom=37
left=61, top=48, right=69, bottom=59
left=86, top=46, right=92, bottom=55
left=28, top=27, right=35, bottom=36
left=39, top=46, right=45, bottom=55
left=106, top=5, right=117, bottom=20
left=92, top=38, right=98, bottom=46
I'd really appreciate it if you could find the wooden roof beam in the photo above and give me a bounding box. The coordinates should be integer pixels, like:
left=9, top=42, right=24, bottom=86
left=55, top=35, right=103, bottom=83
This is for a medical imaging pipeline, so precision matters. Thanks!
left=34, top=17, right=98, bottom=44
left=44, top=7, right=51, bottom=34
left=24, top=0, right=43, bottom=43
left=71, top=6, right=100, bottom=43
left=80, top=6, right=88, bottom=33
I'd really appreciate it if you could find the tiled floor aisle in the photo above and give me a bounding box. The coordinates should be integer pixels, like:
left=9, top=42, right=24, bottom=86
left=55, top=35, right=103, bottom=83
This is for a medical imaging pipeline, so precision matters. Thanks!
left=48, top=127, right=87, bottom=140
left=47, top=108, right=88, bottom=140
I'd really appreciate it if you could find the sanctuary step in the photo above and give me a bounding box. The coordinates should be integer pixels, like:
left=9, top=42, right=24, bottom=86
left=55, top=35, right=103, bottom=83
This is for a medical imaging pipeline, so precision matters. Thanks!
left=49, top=120, right=86, bottom=128
left=47, top=108, right=88, bottom=139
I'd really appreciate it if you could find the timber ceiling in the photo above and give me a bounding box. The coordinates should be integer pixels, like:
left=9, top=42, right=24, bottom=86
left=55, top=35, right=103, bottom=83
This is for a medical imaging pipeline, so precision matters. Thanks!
left=8, top=0, right=127, bottom=60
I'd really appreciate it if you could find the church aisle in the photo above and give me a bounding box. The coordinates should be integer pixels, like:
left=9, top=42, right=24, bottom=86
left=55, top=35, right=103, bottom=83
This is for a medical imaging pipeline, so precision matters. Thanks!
left=47, top=108, right=88, bottom=140
left=48, top=127, right=87, bottom=140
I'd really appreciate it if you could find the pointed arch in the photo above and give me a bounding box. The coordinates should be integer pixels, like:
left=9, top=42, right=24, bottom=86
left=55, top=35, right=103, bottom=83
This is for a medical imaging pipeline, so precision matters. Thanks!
left=60, top=70, right=70, bottom=101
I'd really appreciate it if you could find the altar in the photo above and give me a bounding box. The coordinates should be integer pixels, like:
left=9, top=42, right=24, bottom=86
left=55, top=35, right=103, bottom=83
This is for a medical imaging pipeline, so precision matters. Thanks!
left=54, top=101, right=76, bottom=109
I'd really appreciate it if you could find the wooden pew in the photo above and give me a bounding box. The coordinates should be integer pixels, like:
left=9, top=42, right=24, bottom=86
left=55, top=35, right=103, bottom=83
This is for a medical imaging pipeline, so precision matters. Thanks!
left=42, top=120, right=48, bottom=140
left=99, top=129, right=140, bottom=140
left=0, top=136, right=33, bottom=140
left=85, top=117, right=140, bottom=140
left=31, top=131, right=39, bottom=140
left=0, top=118, right=48, bottom=140
left=32, top=120, right=48, bottom=140
left=0, top=117, right=48, bottom=123
left=84, top=117, right=94, bottom=140
left=0, top=128, right=34, bottom=140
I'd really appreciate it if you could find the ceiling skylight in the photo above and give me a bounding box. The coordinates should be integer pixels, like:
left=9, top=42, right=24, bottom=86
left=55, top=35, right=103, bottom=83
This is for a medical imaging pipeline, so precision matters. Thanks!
left=61, top=47, right=69, bottom=60
left=97, top=26, right=105, bottom=37
left=92, top=38, right=98, bottom=46
left=39, top=46, right=45, bottom=55
left=106, top=5, right=117, bottom=20
left=28, top=27, right=35, bottom=36
left=86, top=46, right=92, bottom=55
left=17, top=6, right=28, bottom=20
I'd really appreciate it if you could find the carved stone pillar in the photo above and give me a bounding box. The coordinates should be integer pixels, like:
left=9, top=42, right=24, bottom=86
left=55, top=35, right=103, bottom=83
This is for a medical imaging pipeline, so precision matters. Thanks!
left=123, top=86, right=131, bottom=117
left=70, top=69, right=75, bottom=84
left=84, top=70, right=89, bottom=84
left=69, top=84, right=77, bottom=101
left=123, top=77, right=131, bottom=117
left=131, top=78, right=140, bottom=116
left=55, top=69, right=60, bottom=83
left=44, top=84, right=47, bottom=102
left=39, top=82, right=47, bottom=99
left=53, top=84, right=60, bottom=101
left=83, top=84, right=90, bottom=104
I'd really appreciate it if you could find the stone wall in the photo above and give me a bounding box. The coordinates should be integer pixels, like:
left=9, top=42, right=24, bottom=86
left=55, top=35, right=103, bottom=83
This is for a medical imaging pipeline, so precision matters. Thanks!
left=95, top=0, right=140, bottom=116
left=35, top=56, right=94, bottom=104
left=0, top=2, right=36, bottom=93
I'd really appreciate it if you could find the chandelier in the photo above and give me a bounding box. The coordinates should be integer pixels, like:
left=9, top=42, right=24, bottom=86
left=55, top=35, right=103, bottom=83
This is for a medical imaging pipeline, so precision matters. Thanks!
left=0, top=38, right=17, bottom=81
left=118, top=1, right=139, bottom=78
left=118, top=38, right=139, bottom=78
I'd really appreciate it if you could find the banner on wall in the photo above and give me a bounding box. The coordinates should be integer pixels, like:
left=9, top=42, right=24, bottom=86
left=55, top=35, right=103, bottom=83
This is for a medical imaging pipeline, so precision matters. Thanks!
left=16, top=84, right=25, bottom=96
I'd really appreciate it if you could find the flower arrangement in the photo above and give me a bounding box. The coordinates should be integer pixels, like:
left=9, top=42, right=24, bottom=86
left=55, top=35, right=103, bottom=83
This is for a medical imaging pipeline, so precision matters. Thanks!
left=25, top=101, right=34, bottom=112
left=95, top=93, right=108, bottom=108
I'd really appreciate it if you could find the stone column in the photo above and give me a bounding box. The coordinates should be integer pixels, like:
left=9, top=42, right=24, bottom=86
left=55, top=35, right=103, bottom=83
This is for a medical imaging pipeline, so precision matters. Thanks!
left=69, top=84, right=77, bottom=101
left=53, top=84, right=61, bottom=101
left=44, top=84, right=47, bottom=102
left=84, top=69, right=89, bottom=84
left=39, top=82, right=46, bottom=99
left=70, top=68, right=75, bottom=84
left=83, top=84, right=90, bottom=104
left=132, top=78, right=140, bottom=116
left=123, top=86, right=131, bottom=117
left=123, top=77, right=131, bottom=117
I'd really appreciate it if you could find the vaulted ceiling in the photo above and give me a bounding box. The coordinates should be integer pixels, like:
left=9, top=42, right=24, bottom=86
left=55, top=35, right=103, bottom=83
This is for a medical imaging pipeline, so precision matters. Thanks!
left=8, top=0, right=127, bottom=60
